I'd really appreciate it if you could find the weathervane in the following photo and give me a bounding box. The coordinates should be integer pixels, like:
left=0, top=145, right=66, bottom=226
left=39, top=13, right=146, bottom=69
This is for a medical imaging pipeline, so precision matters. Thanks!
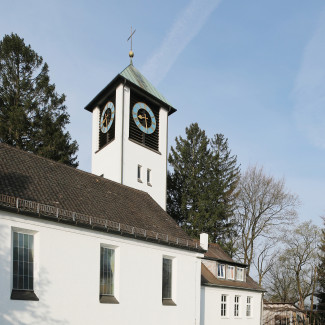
left=127, top=26, right=136, bottom=64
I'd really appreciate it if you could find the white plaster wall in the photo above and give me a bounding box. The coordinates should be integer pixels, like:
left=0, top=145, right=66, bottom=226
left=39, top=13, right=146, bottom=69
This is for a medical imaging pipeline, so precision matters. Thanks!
left=91, top=83, right=168, bottom=210
left=0, top=211, right=202, bottom=325
left=201, top=285, right=263, bottom=325
left=122, top=88, right=168, bottom=209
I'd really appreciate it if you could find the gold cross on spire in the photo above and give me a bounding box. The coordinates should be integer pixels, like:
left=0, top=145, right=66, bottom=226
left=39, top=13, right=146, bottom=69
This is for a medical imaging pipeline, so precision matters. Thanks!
left=127, top=26, right=136, bottom=64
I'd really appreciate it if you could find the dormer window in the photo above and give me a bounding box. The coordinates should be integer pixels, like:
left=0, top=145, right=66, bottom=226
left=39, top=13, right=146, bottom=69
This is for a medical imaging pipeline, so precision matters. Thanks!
left=227, top=265, right=235, bottom=280
left=217, top=264, right=225, bottom=278
left=236, top=267, right=244, bottom=281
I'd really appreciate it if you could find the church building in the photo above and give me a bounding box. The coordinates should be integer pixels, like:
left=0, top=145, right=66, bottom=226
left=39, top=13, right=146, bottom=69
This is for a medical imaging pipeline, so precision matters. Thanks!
left=0, top=46, right=263, bottom=325
left=0, top=48, right=204, bottom=324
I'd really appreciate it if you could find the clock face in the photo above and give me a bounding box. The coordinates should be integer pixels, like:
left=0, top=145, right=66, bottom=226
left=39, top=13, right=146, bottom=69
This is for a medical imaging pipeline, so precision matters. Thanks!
left=100, top=101, right=115, bottom=133
left=132, top=102, right=156, bottom=134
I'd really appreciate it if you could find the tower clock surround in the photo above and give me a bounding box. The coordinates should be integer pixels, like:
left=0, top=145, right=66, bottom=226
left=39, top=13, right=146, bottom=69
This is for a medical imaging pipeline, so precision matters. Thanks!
left=87, top=63, right=176, bottom=210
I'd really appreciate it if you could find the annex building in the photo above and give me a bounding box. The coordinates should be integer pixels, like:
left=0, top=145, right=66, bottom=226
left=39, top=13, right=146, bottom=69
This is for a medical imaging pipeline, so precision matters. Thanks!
left=0, top=53, right=263, bottom=324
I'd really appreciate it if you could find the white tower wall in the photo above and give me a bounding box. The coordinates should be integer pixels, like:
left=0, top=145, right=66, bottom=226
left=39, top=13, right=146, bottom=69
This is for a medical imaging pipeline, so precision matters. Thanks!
left=91, top=83, right=168, bottom=210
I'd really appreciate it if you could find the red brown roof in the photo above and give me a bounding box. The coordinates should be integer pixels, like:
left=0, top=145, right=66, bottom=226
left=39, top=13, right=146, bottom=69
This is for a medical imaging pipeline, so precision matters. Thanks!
left=201, top=243, right=264, bottom=292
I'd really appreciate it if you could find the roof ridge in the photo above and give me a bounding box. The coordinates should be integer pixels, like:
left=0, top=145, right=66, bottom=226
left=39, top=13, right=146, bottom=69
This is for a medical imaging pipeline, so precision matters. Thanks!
left=0, top=143, right=158, bottom=199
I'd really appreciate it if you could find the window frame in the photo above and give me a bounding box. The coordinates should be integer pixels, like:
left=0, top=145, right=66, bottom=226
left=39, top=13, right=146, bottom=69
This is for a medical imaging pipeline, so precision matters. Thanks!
left=147, top=168, right=151, bottom=186
left=162, top=256, right=176, bottom=306
left=236, top=267, right=244, bottom=281
left=221, top=294, right=228, bottom=317
left=217, top=263, right=225, bottom=278
left=246, top=296, right=252, bottom=317
left=137, top=164, right=142, bottom=183
left=227, top=265, right=235, bottom=280
left=11, top=228, right=39, bottom=301
left=99, top=244, right=119, bottom=304
left=234, top=295, right=240, bottom=317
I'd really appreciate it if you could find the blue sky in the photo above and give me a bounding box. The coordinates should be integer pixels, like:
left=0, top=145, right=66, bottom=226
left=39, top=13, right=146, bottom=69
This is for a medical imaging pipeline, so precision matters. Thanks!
left=1, top=0, right=325, bottom=225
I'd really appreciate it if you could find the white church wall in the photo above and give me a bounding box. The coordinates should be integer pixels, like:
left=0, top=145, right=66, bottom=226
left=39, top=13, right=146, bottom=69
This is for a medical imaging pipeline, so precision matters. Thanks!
left=201, top=285, right=263, bottom=325
left=0, top=211, right=202, bottom=325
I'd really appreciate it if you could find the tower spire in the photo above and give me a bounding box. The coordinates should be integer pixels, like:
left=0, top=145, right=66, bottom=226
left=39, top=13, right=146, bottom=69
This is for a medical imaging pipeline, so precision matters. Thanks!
left=127, top=26, right=136, bottom=65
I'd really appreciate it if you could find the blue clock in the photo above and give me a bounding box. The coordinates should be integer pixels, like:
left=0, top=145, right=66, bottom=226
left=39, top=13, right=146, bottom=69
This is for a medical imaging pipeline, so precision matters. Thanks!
left=100, top=101, right=115, bottom=133
left=132, top=102, right=156, bottom=134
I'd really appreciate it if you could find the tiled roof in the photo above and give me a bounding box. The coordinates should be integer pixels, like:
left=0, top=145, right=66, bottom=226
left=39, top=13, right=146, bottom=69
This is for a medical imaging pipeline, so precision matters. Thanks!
left=0, top=144, right=199, bottom=251
left=204, top=242, right=245, bottom=265
left=120, top=64, right=170, bottom=106
left=201, top=264, right=264, bottom=292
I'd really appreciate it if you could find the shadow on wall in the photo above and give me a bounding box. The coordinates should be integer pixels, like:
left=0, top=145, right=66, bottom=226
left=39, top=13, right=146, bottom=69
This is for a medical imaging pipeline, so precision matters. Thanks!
left=200, top=286, right=205, bottom=324
left=0, top=224, right=68, bottom=325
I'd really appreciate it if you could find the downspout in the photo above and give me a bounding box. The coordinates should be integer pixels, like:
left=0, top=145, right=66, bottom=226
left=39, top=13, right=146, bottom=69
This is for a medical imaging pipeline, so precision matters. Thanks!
left=121, top=79, right=126, bottom=184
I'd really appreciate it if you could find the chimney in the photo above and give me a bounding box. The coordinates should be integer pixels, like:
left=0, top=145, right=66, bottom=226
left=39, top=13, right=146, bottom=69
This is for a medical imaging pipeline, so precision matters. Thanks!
left=200, top=233, right=209, bottom=251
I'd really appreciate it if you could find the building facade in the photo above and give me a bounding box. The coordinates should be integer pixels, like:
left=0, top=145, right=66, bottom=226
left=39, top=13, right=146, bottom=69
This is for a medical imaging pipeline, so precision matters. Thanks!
left=200, top=243, right=264, bottom=325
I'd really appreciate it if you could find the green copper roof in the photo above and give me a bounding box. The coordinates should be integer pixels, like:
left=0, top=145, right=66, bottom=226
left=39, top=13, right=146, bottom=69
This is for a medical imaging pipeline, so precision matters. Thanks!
left=120, top=64, right=171, bottom=106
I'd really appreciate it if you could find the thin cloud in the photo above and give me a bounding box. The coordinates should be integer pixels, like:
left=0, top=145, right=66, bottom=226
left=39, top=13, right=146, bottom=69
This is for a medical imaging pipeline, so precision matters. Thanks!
left=293, top=9, right=325, bottom=149
left=141, top=0, right=222, bottom=85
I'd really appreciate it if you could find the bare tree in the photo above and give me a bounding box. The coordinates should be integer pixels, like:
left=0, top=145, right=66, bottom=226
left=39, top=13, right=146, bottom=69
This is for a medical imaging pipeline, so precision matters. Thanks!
left=253, top=239, right=277, bottom=286
left=265, top=254, right=298, bottom=303
left=283, top=221, right=320, bottom=310
left=235, top=165, right=299, bottom=275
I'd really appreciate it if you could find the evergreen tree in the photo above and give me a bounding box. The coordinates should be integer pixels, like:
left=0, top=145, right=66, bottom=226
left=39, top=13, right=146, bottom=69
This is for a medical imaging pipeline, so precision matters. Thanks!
left=167, top=123, right=240, bottom=254
left=0, top=33, right=78, bottom=166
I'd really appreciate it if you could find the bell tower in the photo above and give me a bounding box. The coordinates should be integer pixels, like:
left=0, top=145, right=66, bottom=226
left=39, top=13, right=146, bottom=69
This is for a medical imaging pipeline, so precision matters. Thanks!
left=84, top=47, right=176, bottom=210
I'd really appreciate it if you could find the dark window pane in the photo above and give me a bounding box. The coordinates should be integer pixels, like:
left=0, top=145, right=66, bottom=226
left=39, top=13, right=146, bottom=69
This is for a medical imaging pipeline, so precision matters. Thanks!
left=19, top=276, right=23, bottom=289
left=29, top=249, right=33, bottom=262
left=28, top=263, right=33, bottom=278
left=18, top=233, right=23, bottom=247
left=13, top=247, right=18, bottom=261
left=100, top=247, right=114, bottom=295
left=29, top=235, right=33, bottom=250
left=13, top=232, right=18, bottom=247
left=19, top=262, right=23, bottom=276
left=24, top=248, right=29, bottom=262
left=18, top=247, right=23, bottom=261
left=23, top=262, right=28, bottom=277
left=24, top=234, right=28, bottom=248
left=13, top=274, right=18, bottom=289
left=162, top=258, right=172, bottom=299
left=13, top=261, right=18, bottom=275
left=28, top=277, right=33, bottom=290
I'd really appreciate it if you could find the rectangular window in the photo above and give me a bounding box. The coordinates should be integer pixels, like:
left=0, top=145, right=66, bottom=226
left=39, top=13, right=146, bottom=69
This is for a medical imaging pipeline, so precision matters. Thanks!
left=11, top=230, right=38, bottom=301
left=13, top=232, right=34, bottom=291
left=162, top=258, right=172, bottom=299
left=137, top=165, right=142, bottom=182
left=217, top=264, right=225, bottom=278
left=227, top=265, right=235, bottom=280
left=236, top=267, right=244, bottom=281
left=246, top=296, right=252, bottom=317
left=147, top=168, right=151, bottom=185
left=234, top=295, right=240, bottom=317
left=100, top=247, right=114, bottom=296
left=221, top=294, right=227, bottom=317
